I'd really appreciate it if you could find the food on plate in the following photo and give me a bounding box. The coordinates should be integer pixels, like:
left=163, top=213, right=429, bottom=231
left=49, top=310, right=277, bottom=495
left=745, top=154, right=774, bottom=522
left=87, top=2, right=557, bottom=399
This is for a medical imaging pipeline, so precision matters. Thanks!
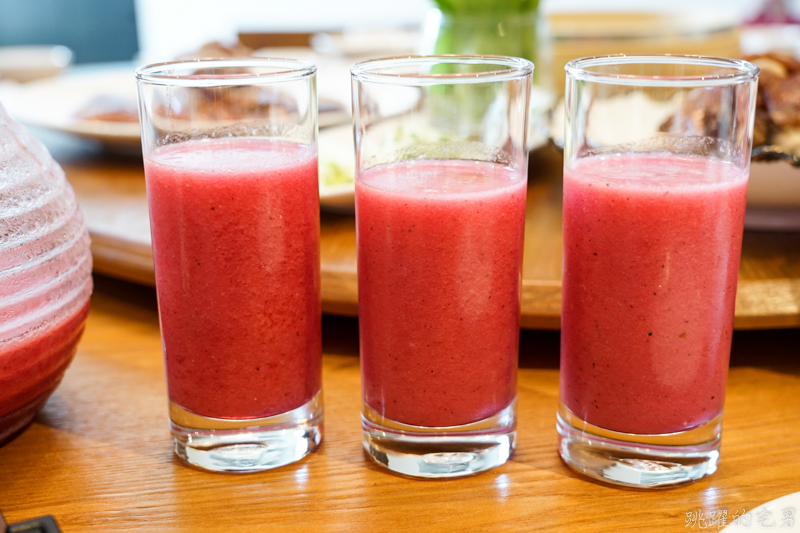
left=74, top=94, right=139, bottom=123
left=660, top=53, right=800, bottom=160
left=177, top=40, right=253, bottom=60
left=747, top=53, right=800, bottom=158
left=74, top=41, right=346, bottom=127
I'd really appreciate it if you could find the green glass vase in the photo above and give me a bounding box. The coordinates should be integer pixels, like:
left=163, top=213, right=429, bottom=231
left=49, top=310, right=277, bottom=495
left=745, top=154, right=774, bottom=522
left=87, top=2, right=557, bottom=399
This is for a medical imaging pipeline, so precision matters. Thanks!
left=426, top=9, right=543, bottom=82
left=423, top=8, right=552, bottom=149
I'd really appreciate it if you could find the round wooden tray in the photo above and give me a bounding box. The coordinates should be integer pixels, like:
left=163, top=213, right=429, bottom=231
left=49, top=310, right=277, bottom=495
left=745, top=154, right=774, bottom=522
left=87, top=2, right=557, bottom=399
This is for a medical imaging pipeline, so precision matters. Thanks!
left=54, top=141, right=800, bottom=330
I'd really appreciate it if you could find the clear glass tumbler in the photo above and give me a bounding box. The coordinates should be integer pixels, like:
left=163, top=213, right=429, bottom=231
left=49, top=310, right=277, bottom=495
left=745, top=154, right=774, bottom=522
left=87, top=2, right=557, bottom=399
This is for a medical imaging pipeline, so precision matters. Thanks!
left=351, top=55, right=533, bottom=478
left=136, top=58, right=322, bottom=473
left=558, top=55, right=759, bottom=488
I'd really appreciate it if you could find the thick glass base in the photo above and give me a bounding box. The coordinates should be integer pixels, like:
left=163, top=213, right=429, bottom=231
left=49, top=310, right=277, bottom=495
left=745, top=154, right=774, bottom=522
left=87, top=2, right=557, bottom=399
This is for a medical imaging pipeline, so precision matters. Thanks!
left=362, top=399, right=516, bottom=479
left=557, top=401, right=721, bottom=489
left=170, top=390, right=323, bottom=473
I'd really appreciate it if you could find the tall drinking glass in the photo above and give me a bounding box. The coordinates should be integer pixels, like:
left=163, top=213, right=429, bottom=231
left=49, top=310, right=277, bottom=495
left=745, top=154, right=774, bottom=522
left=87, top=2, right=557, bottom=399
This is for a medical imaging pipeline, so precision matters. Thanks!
left=352, top=56, right=533, bottom=478
left=558, top=55, right=759, bottom=488
left=136, top=58, right=322, bottom=473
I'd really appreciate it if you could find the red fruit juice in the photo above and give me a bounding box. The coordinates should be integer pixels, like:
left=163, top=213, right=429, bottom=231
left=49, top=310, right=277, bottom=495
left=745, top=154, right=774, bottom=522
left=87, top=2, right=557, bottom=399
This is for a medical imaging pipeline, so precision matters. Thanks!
left=0, top=301, right=89, bottom=420
left=144, top=139, right=321, bottom=420
left=561, top=153, right=748, bottom=435
left=356, top=159, right=527, bottom=427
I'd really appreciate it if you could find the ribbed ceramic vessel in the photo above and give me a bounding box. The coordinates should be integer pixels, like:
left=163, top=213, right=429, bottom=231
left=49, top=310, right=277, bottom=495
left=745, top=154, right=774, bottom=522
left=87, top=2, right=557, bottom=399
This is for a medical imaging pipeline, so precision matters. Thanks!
left=0, top=102, right=92, bottom=445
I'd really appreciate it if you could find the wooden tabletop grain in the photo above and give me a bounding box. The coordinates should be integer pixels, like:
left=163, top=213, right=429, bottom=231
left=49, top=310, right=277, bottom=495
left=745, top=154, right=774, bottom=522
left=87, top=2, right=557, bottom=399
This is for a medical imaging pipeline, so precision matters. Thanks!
left=0, top=275, right=798, bottom=532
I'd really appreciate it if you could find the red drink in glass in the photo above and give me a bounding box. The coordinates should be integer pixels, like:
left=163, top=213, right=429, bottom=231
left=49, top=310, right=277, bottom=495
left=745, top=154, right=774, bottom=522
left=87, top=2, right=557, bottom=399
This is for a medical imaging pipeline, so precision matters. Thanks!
left=556, top=55, right=758, bottom=488
left=137, top=55, right=322, bottom=473
left=561, top=153, right=747, bottom=435
left=145, top=139, right=321, bottom=420
left=357, top=159, right=526, bottom=428
left=352, top=54, right=532, bottom=478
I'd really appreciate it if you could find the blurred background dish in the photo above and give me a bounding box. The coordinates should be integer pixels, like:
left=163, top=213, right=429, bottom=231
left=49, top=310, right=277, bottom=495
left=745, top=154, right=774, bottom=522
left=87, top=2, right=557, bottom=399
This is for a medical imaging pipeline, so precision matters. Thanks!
left=319, top=125, right=357, bottom=212
left=744, top=52, right=800, bottom=229
left=547, top=85, right=800, bottom=231
left=747, top=159, right=800, bottom=229
left=250, top=46, right=353, bottom=118
left=310, top=27, right=419, bottom=57
left=0, top=45, right=73, bottom=83
left=0, top=65, right=141, bottom=153
left=0, top=57, right=354, bottom=155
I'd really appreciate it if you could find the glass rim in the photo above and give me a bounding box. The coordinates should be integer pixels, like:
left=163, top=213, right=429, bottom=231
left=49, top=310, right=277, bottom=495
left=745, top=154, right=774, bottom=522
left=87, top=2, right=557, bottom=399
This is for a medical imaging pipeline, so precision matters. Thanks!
left=134, top=57, right=316, bottom=87
left=350, top=55, right=534, bottom=86
left=565, top=54, right=759, bottom=87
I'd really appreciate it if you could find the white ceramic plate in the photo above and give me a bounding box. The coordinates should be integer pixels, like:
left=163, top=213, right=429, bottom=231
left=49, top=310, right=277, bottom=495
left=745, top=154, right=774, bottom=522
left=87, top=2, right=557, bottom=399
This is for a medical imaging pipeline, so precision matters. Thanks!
left=310, top=28, right=420, bottom=57
left=722, top=491, right=800, bottom=531
left=318, top=124, right=355, bottom=212
left=746, top=158, right=800, bottom=231
left=0, top=45, right=73, bottom=83
left=0, top=60, right=354, bottom=153
left=0, top=65, right=141, bottom=152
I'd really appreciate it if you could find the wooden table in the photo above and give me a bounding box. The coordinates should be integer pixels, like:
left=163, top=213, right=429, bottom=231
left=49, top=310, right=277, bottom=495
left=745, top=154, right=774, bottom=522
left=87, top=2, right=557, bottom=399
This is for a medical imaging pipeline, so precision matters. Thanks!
left=1, top=275, right=799, bottom=531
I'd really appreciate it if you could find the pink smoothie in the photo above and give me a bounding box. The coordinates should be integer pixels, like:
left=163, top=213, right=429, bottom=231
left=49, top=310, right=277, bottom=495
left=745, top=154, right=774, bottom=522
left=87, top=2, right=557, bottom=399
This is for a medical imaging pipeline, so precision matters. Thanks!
left=0, top=301, right=89, bottom=420
left=357, top=159, right=527, bottom=427
left=144, top=138, right=321, bottom=420
left=561, top=153, right=748, bottom=435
